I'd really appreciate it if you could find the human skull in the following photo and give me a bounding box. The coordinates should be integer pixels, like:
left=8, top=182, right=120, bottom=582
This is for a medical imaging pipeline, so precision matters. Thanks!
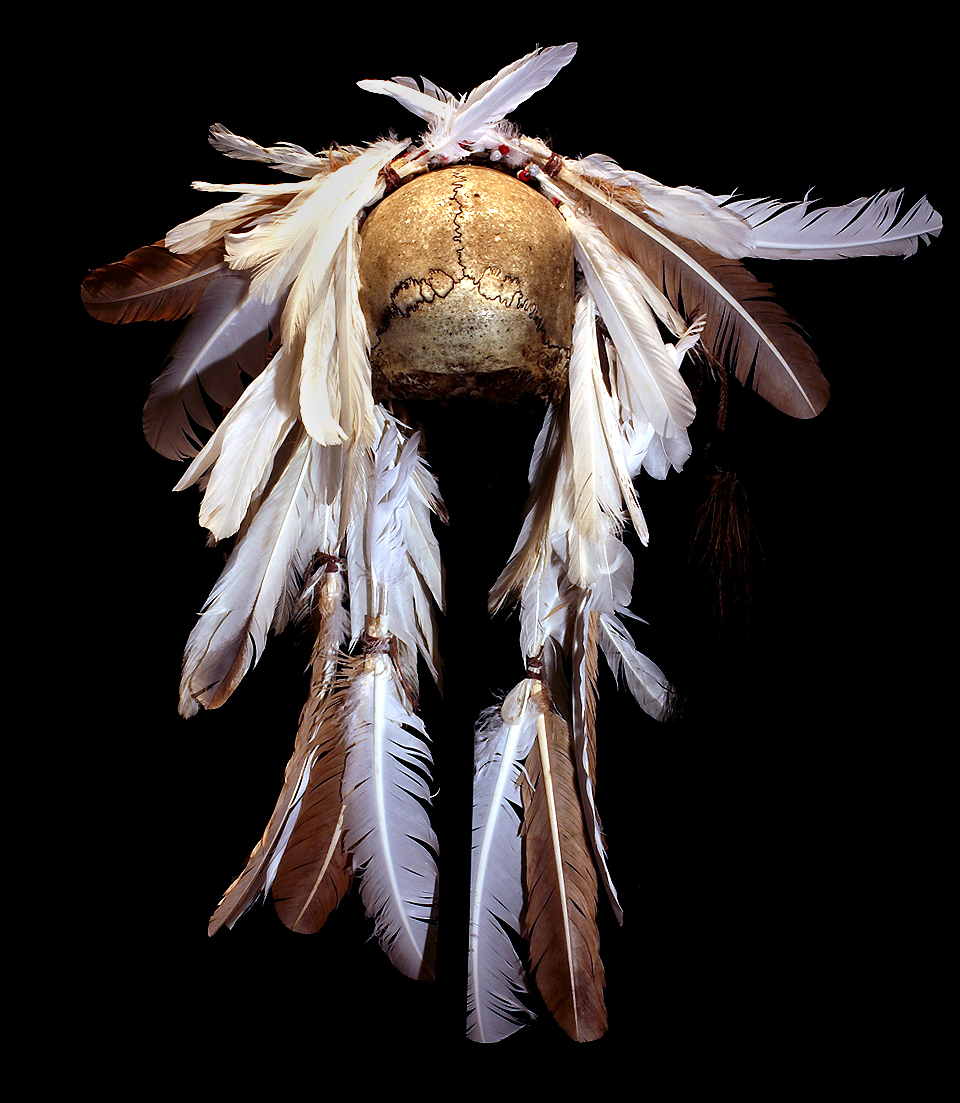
left=359, top=164, right=575, bottom=403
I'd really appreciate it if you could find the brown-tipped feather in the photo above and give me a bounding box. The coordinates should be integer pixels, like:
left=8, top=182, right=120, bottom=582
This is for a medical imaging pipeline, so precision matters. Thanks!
left=81, top=242, right=225, bottom=323
left=521, top=703, right=607, bottom=1042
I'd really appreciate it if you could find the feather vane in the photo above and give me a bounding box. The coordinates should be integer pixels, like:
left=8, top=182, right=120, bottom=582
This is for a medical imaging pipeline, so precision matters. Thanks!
left=178, top=430, right=339, bottom=715
left=467, top=682, right=541, bottom=1042
left=208, top=586, right=351, bottom=935
left=81, top=242, right=225, bottom=324
left=521, top=700, right=607, bottom=1042
left=547, top=167, right=829, bottom=418
left=729, top=188, right=943, bottom=259
left=340, top=651, right=439, bottom=979
left=142, top=270, right=281, bottom=460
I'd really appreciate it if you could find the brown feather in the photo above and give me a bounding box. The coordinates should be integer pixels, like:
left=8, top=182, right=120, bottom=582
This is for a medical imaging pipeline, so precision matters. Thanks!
left=521, top=699, right=607, bottom=1042
left=81, top=241, right=225, bottom=323
left=207, top=622, right=352, bottom=936
left=270, top=626, right=353, bottom=934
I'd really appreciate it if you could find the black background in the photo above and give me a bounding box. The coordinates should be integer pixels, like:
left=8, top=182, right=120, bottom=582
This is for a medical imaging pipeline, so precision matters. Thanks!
left=65, top=15, right=947, bottom=1085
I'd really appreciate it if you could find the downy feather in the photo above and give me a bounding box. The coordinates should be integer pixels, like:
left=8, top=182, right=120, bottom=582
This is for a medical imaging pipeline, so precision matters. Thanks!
left=207, top=123, right=332, bottom=178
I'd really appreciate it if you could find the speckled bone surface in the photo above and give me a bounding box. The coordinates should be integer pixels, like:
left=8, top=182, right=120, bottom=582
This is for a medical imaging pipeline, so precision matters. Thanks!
left=359, top=164, right=575, bottom=402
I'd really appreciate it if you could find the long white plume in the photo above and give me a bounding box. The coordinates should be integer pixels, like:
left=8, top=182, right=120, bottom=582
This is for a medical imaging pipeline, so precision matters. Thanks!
left=467, top=682, right=541, bottom=1042
left=339, top=651, right=438, bottom=979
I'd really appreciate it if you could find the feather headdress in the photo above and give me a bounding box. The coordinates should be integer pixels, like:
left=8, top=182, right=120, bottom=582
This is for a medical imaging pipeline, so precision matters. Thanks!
left=81, top=42, right=940, bottom=1043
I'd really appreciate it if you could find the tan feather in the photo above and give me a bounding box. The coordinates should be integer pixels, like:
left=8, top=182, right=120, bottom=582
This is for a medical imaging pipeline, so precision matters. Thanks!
left=81, top=242, right=225, bottom=323
left=521, top=694, right=607, bottom=1042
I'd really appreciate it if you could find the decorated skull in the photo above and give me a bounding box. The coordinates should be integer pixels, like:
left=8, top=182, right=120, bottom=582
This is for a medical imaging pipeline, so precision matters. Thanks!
left=359, top=164, right=574, bottom=402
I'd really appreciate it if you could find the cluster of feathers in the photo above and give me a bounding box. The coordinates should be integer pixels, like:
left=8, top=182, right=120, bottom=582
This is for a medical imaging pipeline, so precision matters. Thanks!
left=82, top=43, right=941, bottom=1042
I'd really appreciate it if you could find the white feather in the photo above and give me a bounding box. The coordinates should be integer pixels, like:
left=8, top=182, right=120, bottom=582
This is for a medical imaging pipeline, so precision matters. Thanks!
left=571, top=153, right=755, bottom=258
left=341, top=654, right=438, bottom=979
left=728, top=188, right=943, bottom=259
left=298, top=245, right=344, bottom=445
left=178, top=431, right=338, bottom=715
left=225, top=137, right=404, bottom=311
left=356, top=78, right=452, bottom=126
left=407, top=43, right=577, bottom=161
left=165, top=185, right=304, bottom=255
left=333, top=223, right=379, bottom=449
left=598, top=611, right=670, bottom=720
left=206, top=123, right=330, bottom=177
left=175, top=344, right=300, bottom=541
left=564, top=206, right=697, bottom=442
left=568, top=289, right=649, bottom=548
left=467, top=684, right=542, bottom=1042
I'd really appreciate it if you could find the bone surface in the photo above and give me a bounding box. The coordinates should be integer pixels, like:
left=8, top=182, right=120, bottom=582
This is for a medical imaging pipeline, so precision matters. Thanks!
left=359, top=165, right=574, bottom=402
